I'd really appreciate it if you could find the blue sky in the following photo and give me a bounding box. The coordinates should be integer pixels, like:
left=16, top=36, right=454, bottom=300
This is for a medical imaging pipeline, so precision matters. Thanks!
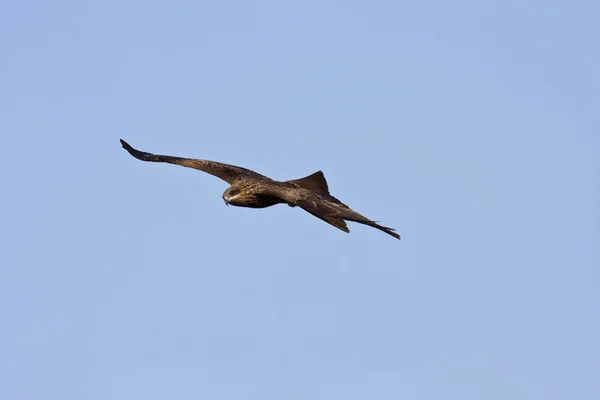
left=1, top=1, right=598, bottom=399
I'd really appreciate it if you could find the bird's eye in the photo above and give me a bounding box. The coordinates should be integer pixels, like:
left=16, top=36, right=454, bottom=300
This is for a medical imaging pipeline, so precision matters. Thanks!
left=229, top=190, right=237, bottom=197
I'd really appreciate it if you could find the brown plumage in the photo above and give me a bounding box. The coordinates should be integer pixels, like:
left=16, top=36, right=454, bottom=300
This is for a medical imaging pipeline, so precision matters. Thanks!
left=120, top=139, right=400, bottom=240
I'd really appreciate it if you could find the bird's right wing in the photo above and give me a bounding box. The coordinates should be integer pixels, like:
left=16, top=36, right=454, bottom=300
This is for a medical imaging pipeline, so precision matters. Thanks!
left=120, top=139, right=264, bottom=184
left=262, top=186, right=400, bottom=239
left=295, top=198, right=400, bottom=239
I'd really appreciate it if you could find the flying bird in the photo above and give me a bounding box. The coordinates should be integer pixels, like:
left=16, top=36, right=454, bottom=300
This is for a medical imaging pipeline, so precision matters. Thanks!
left=120, top=139, right=400, bottom=240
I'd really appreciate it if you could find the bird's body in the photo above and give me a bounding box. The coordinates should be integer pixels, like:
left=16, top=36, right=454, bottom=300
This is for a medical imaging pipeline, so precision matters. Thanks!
left=120, top=139, right=400, bottom=240
left=222, top=179, right=289, bottom=208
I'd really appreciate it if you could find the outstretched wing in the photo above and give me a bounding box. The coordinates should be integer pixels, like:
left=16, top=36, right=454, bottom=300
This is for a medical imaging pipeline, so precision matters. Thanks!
left=296, top=198, right=400, bottom=240
left=120, top=139, right=265, bottom=184
left=262, top=185, right=400, bottom=240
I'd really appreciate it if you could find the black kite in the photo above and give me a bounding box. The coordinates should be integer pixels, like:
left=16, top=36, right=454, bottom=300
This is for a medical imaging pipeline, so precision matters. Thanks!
left=120, top=139, right=400, bottom=240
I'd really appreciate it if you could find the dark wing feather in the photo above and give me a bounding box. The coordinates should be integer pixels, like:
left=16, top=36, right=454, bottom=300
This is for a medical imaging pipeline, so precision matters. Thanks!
left=260, top=185, right=400, bottom=240
left=296, top=203, right=350, bottom=233
left=296, top=199, right=400, bottom=240
left=120, top=139, right=264, bottom=184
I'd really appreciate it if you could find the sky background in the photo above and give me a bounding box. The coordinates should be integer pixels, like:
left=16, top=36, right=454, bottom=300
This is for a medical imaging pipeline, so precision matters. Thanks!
left=1, top=1, right=598, bottom=399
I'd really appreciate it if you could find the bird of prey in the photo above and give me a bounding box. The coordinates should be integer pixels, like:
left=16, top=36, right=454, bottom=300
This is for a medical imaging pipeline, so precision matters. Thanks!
left=120, top=139, right=400, bottom=240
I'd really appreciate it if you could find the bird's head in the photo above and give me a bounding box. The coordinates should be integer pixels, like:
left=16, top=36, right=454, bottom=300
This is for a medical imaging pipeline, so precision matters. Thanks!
left=222, top=186, right=246, bottom=207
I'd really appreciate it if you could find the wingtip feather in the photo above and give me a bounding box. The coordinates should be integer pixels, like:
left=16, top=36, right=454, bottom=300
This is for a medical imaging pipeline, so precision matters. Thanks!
left=120, top=139, right=132, bottom=151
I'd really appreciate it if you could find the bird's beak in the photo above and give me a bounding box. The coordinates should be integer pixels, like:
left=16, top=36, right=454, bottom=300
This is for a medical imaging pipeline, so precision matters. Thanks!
left=223, top=197, right=229, bottom=206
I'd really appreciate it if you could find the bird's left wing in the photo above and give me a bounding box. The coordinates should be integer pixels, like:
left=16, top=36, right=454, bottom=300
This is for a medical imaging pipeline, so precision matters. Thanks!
left=120, top=139, right=264, bottom=184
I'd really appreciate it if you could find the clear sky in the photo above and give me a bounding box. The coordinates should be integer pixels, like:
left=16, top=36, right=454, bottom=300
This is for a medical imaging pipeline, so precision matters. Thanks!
left=1, top=1, right=598, bottom=399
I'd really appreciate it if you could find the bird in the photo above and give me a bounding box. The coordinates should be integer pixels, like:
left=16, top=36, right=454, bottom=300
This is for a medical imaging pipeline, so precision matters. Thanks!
left=120, top=139, right=400, bottom=240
